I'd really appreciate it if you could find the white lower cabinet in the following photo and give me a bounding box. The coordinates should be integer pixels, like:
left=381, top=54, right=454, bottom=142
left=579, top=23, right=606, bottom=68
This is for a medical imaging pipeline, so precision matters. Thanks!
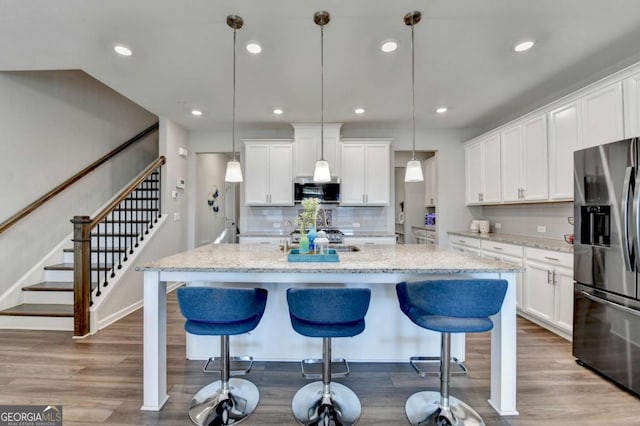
left=448, top=233, right=573, bottom=340
left=480, top=241, right=524, bottom=310
left=343, top=236, right=396, bottom=246
left=523, top=247, right=573, bottom=339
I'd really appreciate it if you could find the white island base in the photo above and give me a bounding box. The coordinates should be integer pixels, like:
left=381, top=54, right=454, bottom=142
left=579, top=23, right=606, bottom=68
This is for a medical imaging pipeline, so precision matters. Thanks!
left=139, top=244, right=519, bottom=417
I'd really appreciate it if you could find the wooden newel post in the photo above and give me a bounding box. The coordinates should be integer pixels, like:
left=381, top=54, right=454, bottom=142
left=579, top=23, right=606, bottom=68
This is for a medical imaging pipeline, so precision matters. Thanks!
left=72, top=215, right=92, bottom=337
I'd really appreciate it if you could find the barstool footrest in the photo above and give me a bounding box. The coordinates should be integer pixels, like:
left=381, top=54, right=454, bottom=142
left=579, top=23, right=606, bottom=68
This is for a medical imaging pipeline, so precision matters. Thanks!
left=301, top=358, right=350, bottom=379
left=203, top=355, right=254, bottom=376
left=409, top=356, right=468, bottom=377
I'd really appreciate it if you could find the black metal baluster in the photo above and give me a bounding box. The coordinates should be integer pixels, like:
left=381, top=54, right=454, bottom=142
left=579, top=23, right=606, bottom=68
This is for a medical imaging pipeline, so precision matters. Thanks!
left=122, top=200, right=129, bottom=261
left=157, top=168, right=161, bottom=222
left=117, top=204, right=124, bottom=268
left=110, top=216, right=115, bottom=279
left=148, top=176, right=154, bottom=230
left=102, top=218, right=108, bottom=288
left=128, top=195, right=134, bottom=255
left=95, top=224, right=102, bottom=297
left=142, top=180, right=148, bottom=237
left=135, top=186, right=144, bottom=247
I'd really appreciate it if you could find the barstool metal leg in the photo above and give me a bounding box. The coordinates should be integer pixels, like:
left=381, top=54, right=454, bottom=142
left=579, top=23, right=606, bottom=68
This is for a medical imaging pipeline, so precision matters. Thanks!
left=292, top=337, right=362, bottom=425
left=188, top=335, right=260, bottom=425
left=405, top=333, right=486, bottom=426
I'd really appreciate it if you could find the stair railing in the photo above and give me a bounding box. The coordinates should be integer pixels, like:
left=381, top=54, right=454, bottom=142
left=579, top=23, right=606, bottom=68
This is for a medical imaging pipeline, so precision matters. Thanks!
left=0, top=122, right=159, bottom=235
left=72, top=156, right=165, bottom=337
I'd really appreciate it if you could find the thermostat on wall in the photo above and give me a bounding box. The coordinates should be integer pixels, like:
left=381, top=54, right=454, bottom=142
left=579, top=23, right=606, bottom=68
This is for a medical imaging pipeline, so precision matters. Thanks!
left=176, top=178, right=186, bottom=189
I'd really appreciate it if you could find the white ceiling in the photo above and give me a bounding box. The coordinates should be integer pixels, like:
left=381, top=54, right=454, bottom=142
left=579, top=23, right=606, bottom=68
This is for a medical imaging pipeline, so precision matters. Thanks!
left=2, top=0, right=640, bottom=135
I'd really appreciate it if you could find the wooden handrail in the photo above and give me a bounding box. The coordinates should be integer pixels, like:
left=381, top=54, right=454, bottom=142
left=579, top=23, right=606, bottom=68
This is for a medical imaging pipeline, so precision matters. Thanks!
left=90, top=156, right=166, bottom=227
left=0, top=122, right=159, bottom=234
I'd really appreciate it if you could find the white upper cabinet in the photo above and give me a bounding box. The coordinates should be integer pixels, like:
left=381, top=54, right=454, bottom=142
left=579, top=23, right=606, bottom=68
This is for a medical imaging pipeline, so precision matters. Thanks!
left=292, top=124, right=342, bottom=177
left=465, top=133, right=501, bottom=205
left=499, top=117, right=551, bottom=203
left=340, top=140, right=391, bottom=206
left=424, top=155, right=437, bottom=207
left=548, top=101, right=580, bottom=201
left=623, top=72, right=640, bottom=138
left=244, top=140, right=294, bottom=206
left=580, top=81, right=623, bottom=149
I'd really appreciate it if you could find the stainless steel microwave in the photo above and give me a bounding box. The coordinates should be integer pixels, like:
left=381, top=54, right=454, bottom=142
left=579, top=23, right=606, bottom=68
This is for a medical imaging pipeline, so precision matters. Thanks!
left=293, top=177, right=340, bottom=203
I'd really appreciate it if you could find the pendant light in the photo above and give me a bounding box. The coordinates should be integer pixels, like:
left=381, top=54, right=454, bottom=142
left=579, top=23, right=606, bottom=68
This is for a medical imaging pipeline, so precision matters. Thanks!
left=312, top=11, right=332, bottom=183
left=404, top=11, right=424, bottom=183
left=225, top=15, right=244, bottom=183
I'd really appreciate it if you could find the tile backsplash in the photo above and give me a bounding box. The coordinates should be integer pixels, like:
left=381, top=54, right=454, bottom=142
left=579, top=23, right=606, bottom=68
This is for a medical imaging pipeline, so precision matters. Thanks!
left=243, top=205, right=388, bottom=233
left=478, top=202, right=573, bottom=240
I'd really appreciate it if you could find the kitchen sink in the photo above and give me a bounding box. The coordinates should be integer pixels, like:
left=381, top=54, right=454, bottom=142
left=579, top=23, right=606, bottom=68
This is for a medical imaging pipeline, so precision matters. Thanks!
left=331, top=245, right=361, bottom=252
left=281, top=244, right=360, bottom=252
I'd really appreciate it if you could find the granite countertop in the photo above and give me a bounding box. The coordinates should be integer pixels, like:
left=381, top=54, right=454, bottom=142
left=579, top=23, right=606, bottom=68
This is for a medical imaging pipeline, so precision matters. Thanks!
left=239, top=231, right=396, bottom=238
left=448, top=231, right=573, bottom=253
left=137, top=243, right=521, bottom=274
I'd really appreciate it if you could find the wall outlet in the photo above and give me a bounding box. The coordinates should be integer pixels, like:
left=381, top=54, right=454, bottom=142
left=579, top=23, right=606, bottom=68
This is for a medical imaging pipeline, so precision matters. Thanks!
left=494, top=222, right=502, bottom=229
left=353, top=222, right=360, bottom=228
left=537, top=225, right=546, bottom=233
left=272, top=222, right=281, bottom=228
left=173, top=212, right=181, bottom=221
left=171, top=190, right=178, bottom=199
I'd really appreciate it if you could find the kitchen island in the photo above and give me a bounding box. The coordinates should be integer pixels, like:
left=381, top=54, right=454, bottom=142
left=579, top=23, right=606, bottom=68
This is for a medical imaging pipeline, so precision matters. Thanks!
left=138, top=243, right=520, bottom=415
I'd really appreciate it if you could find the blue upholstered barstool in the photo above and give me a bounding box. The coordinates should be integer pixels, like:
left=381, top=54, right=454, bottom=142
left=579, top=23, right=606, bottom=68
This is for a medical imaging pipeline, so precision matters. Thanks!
left=177, top=286, right=268, bottom=426
left=287, top=287, right=371, bottom=426
left=396, top=279, right=508, bottom=426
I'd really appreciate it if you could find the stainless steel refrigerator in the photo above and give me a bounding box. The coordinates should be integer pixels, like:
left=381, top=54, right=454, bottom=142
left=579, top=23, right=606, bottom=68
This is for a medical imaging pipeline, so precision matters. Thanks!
left=573, top=137, right=640, bottom=396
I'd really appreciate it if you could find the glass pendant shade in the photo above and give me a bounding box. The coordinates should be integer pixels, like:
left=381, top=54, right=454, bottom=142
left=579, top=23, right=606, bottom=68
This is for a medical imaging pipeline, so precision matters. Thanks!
left=404, top=160, right=424, bottom=182
left=224, top=160, right=243, bottom=182
left=313, top=160, right=331, bottom=183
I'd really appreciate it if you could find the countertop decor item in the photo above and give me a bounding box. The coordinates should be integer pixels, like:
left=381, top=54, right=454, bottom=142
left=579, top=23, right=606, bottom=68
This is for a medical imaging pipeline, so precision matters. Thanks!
left=404, top=11, right=424, bottom=183
left=470, top=220, right=480, bottom=233
left=224, top=15, right=244, bottom=183
left=479, top=220, right=490, bottom=234
left=312, top=11, right=332, bottom=183
left=288, top=248, right=339, bottom=262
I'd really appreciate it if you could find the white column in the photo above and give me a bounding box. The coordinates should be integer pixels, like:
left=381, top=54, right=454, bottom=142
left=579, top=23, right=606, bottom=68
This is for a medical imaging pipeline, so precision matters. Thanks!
left=488, top=272, right=519, bottom=415
left=141, top=271, right=169, bottom=411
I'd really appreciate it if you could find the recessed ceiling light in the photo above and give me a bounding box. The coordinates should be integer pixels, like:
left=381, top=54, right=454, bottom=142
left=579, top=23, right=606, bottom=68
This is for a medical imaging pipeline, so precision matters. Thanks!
left=513, top=39, right=535, bottom=53
left=354, top=108, right=365, bottom=114
left=191, top=110, right=203, bottom=116
left=246, top=42, right=262, bottom=54
left=436, top=107, right=448, bottom=114
left=113, top=44, right=133, bottom=56
left=273, top=108, right=283, bottom=115
left=380, top=40, right=398, bottom=53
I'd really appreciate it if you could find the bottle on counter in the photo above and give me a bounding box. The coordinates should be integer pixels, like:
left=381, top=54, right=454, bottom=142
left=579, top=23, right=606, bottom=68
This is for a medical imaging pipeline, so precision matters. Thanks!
left=299, top=233, right=310, bottom=254
left=307, top=227, right=317, bottom=253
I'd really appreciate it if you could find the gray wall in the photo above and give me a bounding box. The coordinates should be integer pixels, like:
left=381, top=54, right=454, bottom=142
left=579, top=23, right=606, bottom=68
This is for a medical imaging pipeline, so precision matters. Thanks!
left=478, top=203, right=574, bottom=240
left=0, top=70, right=157, bottom=295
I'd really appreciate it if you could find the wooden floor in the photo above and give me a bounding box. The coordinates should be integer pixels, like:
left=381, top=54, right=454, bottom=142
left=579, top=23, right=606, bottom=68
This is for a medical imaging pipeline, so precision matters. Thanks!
left=1, top=292, right=639, bottom=425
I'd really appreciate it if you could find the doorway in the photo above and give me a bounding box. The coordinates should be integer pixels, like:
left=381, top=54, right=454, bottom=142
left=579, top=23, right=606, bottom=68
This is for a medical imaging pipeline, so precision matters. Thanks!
left=195, top=153, right=239, bottom=246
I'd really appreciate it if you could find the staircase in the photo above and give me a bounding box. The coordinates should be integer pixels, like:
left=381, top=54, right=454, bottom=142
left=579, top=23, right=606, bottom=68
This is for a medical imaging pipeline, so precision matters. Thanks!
left=0, top=168, right=163, bottom=333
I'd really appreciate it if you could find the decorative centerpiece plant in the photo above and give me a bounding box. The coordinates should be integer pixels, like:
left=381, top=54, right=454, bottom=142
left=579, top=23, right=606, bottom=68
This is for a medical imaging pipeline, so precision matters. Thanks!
left=296, top=197, right=320, bottom=235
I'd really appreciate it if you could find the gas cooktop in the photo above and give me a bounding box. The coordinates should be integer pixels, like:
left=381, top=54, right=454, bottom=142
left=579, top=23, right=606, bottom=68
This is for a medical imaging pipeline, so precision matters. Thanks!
left=289, top=229, right=344, bottom=244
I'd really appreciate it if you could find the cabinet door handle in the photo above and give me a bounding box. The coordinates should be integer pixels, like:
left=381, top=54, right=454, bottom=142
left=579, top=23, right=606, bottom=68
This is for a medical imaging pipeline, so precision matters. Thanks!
left=544, top=256, right=559, bottom=262
left=521, top=188, right=525, bottom=199
left=552, top=270, right=557, bottom=285
left=547, top=270, right=552, bottom=284
left=492, top=246, right=504, bottom=250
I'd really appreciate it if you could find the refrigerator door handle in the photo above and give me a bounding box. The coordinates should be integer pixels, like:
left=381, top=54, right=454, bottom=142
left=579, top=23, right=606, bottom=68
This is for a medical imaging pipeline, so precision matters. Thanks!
left=623, top=166, right=634, bottom=271
left=581, top=290, right=640, bottom=318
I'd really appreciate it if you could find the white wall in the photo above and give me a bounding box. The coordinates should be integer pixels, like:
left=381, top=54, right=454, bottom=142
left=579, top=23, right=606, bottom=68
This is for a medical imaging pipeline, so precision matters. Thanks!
left=190, top=123, right=475, bottom=246
left=0, top=70, right=157, bottom=296
left=195, top=153, right=232, bottom=246
left=159, top=118, right=189, bottom=253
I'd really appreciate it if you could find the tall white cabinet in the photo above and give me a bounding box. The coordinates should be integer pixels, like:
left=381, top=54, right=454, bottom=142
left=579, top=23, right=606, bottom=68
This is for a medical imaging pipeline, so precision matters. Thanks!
left=244, top=140, right=294, bottom=206
left=424, top=155, right=437, bottom=207
left=340, top=140, right=390, bottom=206
left=465, top=133, right=501, bottom=205
left=548, top=102, right=580, bottom=200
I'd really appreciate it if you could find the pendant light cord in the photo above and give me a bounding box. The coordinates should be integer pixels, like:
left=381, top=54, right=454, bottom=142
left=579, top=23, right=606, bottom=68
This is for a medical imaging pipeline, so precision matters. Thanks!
left=411, top=23, right=416, bottom=161
left=320, top=23, right=325, bottom=161
left=232, top=28, right=237, bottom=161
